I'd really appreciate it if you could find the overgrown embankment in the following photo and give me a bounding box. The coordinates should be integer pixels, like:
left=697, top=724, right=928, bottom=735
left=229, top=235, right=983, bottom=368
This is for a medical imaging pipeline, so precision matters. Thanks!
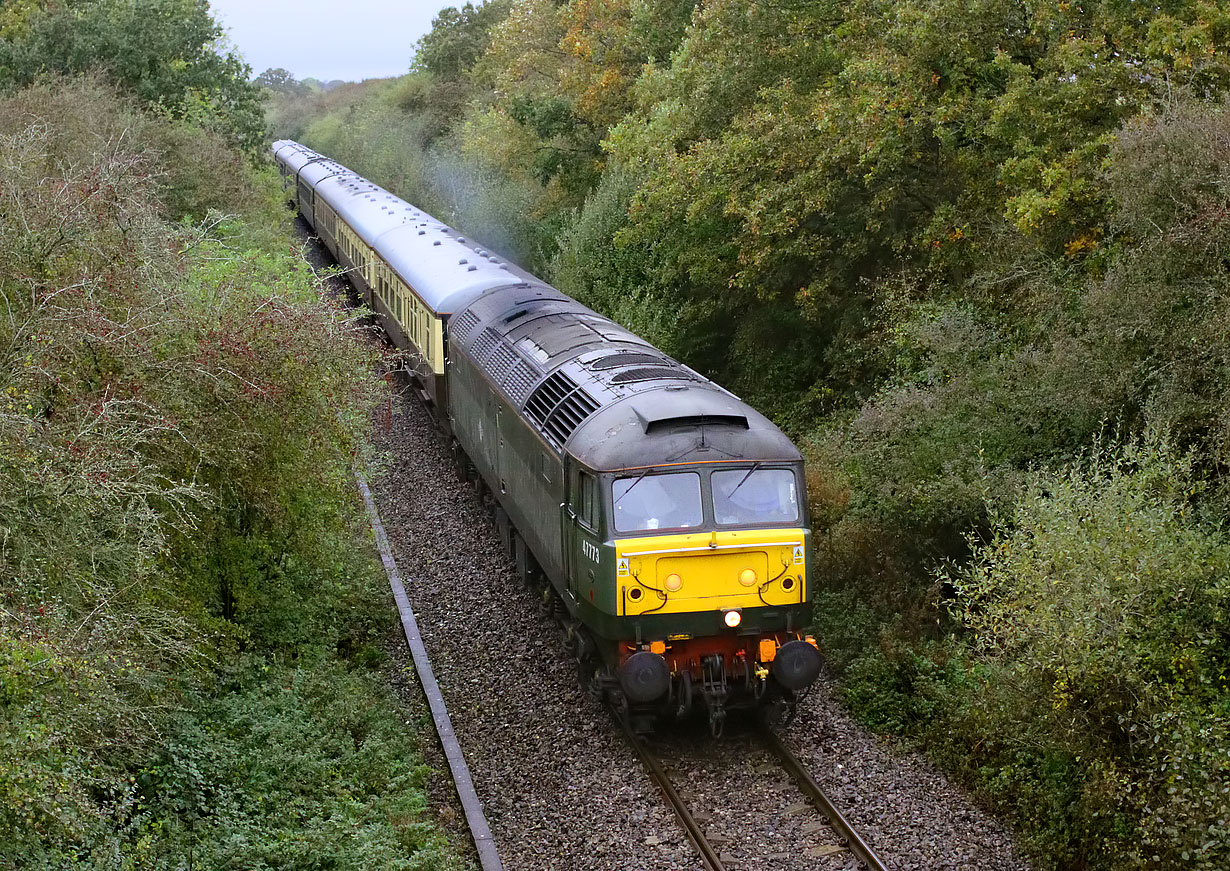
left=0, top=77, right=460, bottom=869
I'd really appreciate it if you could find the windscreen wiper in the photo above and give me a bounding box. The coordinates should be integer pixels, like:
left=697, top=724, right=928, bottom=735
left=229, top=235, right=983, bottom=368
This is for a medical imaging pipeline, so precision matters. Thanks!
left=614, top=466, right=654, bottom=506
left=726, top=462, right=761, bottom=498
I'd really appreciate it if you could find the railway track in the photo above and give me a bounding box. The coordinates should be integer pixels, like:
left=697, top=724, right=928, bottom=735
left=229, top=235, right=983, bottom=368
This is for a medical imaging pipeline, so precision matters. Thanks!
left=357, top=469, right=504, bottom=871
left=623, top=718, right=888, bottom=871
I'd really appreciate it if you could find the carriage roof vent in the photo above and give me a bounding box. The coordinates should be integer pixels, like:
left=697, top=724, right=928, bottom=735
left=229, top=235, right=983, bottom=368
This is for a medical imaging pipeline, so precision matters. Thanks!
left=525, top=371, right=600, bottom=446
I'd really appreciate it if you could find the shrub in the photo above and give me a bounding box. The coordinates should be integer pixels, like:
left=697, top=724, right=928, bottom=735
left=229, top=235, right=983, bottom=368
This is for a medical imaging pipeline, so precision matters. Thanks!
left=0, top=79, right=452, bottom=867
left=131, top=656, right=458, bottom=871
left=946, top=436, right=1230, bottom=869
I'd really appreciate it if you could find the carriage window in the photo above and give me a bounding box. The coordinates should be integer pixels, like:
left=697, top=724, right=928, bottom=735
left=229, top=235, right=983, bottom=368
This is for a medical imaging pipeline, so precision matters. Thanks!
left=712, top=468, right=799, bottom=525
left=612, top=472, right=703, bottom=533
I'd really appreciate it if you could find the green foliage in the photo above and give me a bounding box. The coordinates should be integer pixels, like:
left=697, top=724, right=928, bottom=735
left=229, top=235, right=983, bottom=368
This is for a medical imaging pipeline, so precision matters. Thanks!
left=821, top=96, right=1230, bottom=548
left=552, top=168, right=681, bottom=348
left=940, top=437, right=1230, bottom=869
left=414, top=1, right=512, bottom=81
left=255, top=66, right=309, bottom=96
left=0, top=0, right=266, bottom=153
left=273, top=3, right=1230, bottom=866
left=0, top=79, right=454, bottom=867
left=131, top=656, right=456, bottom=870
left=593, top=0, right=1230, bottom=408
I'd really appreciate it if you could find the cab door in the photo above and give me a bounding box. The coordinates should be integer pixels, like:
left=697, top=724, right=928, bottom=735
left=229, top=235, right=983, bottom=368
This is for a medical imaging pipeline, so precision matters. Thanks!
left=564, top=461, right=599, bottom=602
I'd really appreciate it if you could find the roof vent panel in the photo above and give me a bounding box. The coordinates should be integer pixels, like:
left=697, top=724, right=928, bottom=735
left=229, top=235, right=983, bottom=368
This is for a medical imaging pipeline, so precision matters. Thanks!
left=524, top=372, right=599, bottom=446
left=589, top=353, right=669, bottom=370
left=610, top=366, right=695, bottom=384
left=450, top=309, right=481, bottom=344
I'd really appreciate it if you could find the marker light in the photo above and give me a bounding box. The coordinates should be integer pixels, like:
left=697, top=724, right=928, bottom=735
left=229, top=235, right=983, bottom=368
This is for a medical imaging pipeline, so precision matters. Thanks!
left=723, top=610, right=742, bottom=629
left=739, top=568, right=757, bottom=587
left=665, top=573, right=683, bottom=592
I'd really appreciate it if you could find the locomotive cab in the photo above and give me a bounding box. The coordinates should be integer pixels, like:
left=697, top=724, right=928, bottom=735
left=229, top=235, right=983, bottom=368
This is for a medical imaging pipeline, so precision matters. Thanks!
left=605, top=462, right=810, bottom=631
left=563, top=403, right=821, bottom=732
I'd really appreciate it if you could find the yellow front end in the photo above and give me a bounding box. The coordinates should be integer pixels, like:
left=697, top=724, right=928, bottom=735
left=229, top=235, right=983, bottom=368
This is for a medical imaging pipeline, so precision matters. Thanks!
left=614, top=529, right=807, bottom=617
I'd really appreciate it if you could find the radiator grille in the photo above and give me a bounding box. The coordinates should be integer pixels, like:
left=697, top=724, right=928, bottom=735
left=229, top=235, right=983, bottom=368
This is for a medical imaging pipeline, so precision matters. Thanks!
left=524, top=372, right=600, bottom=446
left=473, top=327, right=538, bottom=405
left=450, top=309, right=481, bottom=343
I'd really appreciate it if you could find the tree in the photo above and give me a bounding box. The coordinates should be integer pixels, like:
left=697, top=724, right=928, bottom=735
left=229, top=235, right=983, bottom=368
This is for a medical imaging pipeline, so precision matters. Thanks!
left=254, top=66, right=308, bottom=96
left=597, top=0, right=1230, bottom=412
left=0, top=0, right=266, bottom=153
left=413, top=0, right=512, bottom=81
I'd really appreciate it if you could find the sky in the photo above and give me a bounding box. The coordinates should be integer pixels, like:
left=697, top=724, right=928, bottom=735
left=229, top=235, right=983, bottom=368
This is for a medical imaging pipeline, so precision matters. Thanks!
left=208, top=0, right=450, bottom=83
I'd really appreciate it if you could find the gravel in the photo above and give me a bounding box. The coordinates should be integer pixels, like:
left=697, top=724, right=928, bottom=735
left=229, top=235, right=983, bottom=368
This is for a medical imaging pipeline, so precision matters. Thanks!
left=370, top=389, right=698, bottom=871
left=648, top=725, right=854, bottom=870
left=780, top=681, right=1033, bottom=871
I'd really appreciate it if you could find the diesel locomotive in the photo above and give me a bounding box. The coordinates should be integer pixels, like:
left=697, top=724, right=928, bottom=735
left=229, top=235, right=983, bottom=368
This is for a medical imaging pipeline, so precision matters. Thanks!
left=273, top=140, right=821, bottom=733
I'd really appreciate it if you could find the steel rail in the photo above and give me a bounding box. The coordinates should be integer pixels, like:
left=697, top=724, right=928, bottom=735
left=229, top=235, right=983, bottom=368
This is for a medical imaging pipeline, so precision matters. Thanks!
left=761, top=728, right=889, bottom=871
left=619, top=720, right=727, bottom=871
left=356, top=471, right=505, bottom=871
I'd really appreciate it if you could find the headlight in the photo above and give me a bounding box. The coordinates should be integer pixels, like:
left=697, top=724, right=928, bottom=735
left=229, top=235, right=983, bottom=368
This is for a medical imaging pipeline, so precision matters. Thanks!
left=665, top=573, right=682, bottom=592
left=723, top=609, right=742, bottom=628
left=739, top=568, right=757, bottom=587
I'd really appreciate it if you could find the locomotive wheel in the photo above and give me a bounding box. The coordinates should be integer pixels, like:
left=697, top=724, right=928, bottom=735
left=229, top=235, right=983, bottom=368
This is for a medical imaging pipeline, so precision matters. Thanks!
left=514, top=534, right=540, bottom=587
left=537, top=584, right=555, bottom=616
left=674, top=670, right=693, bottom=719
left=759, top=697, right=788, bottom=729
left=451, top=442, right=471, bottom=483
left=578, top=660, right=608, bottom=704
left=561, top=621, right=579, bottom=656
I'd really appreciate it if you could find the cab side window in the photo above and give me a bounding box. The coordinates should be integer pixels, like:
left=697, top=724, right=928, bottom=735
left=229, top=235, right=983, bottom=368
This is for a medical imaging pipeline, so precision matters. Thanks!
left=576, top=471, right=598, bottom=530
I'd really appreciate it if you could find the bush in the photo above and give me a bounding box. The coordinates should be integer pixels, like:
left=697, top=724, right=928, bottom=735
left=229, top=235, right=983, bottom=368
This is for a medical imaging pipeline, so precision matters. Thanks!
left=131, top=656, right=458, bottom=871
left=0, top=79, right=453, bottom=867
left=0, top=0, right=265, bottom=153
left=944, top=436, right=1230, bottom=869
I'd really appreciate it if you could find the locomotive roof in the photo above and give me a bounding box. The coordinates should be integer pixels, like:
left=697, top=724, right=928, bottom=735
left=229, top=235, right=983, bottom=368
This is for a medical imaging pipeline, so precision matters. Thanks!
left=451, top=284, right=800, bottom=471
